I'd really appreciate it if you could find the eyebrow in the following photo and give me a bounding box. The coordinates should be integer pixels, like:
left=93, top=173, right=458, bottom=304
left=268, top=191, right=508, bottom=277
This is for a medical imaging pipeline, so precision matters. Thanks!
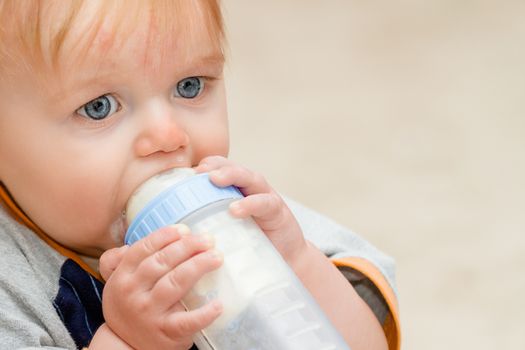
left=189, top=52, right=225, bottom=65
left=178, top=52, right=226, bottom=76
left=47, top=52, right=225, bottom=106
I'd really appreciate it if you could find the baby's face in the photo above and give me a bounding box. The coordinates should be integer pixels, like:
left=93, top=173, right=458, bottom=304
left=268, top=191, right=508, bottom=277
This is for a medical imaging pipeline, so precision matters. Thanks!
left=0, top=2, right=229, bottom=256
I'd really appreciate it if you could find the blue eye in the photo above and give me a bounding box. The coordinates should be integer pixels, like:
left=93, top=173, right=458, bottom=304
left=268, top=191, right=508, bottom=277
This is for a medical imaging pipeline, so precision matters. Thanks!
left=76, top=95, right=120, bottom=120
left=175, top=77, right=204, bottom=99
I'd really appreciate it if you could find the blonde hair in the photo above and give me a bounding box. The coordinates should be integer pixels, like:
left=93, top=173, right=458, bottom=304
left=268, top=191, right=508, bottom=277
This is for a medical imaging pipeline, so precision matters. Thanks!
left=0, top=0, right=225, bottom=80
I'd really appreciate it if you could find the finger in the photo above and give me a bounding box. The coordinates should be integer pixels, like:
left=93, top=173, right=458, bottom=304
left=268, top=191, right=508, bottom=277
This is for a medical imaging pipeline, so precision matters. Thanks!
left=120, top=225, right=184, bottom=273
left=99, top=245, right=129, bottom=281
left=229, top=193, right=285, bottom=231
left=194, top=155, right=232, bottom=173
left=208, top=165, right=272, bottom=196
left=150, top=249, right=224, bottom=311
left=163, top=299, right=223, bottom=339
left=133, top=232, right=217, bottom=291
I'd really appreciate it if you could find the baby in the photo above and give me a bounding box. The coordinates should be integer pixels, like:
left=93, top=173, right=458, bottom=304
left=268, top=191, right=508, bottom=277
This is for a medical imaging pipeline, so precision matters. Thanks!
left=0, top=1, right=399, bottom=349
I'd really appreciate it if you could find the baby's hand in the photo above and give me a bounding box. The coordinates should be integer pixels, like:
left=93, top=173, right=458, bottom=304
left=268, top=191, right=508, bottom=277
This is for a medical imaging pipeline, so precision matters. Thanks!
left=99, top=225, right=223, bottom=350
left=195, top=156, right=308, bottom=266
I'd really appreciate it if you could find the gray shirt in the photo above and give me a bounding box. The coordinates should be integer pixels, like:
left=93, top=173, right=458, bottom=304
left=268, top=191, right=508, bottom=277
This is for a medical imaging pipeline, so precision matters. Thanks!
left=0, top=198, right=396, bottom=349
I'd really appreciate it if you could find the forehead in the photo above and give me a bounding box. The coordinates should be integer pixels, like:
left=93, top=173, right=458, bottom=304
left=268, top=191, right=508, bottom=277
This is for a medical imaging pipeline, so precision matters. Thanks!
left=0, top=0, right=224, bottom=85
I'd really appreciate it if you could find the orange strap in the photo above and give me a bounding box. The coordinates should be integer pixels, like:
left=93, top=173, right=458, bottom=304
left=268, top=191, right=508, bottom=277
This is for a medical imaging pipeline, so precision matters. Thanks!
left=332, top=256, right=401, bottom=350
left=1, top=183, right=400, bottom=348
left=0, top=182, right=102, bottom=280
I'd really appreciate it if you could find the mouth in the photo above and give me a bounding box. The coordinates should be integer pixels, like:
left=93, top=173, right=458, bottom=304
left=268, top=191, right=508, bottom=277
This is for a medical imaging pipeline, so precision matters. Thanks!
left=114, top=159, right=193, bottom=245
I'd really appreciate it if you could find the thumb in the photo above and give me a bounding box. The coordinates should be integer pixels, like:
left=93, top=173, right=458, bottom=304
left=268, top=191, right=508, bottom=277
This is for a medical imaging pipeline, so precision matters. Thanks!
left=99, top=245, right=129, bottom=281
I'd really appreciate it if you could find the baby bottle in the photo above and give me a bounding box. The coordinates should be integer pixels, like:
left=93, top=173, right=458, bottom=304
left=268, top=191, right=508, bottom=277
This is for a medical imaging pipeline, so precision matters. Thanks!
left=125, top=168, right=351, bottom=350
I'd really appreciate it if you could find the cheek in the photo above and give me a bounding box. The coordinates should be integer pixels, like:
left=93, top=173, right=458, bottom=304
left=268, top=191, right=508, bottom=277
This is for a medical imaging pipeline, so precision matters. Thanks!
left=16, top=137, right=128, bottom=246
left=33, top=166, right=117, bottom=228
left=189, top=116, right=229, bottom=163
left=194, top=80, right=229, bottom=157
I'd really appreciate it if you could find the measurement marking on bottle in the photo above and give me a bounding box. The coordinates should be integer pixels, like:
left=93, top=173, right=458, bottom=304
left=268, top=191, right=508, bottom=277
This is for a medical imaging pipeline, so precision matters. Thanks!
left=253, top=280, right=291, bottom=298
left=269, top=301, right=305, bottom=319
left=286, top=323, right=321, bottom=339
left=318, top=345, right=337, bottom=350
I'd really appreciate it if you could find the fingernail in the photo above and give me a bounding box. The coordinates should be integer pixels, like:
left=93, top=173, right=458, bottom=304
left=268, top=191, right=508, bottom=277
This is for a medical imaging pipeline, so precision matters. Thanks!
left=171, top=224, right=190, bottom=236
left=207, top=249, right=223, bottom=262
left=195, top=163, right=208, bottom=172
left=229, top=201, right=243, bottom=216
left=209, top=169, right=223, bottom=180
left=198, top=233, right=215, bottom=246
left=211, top=299, right=223, bottom=312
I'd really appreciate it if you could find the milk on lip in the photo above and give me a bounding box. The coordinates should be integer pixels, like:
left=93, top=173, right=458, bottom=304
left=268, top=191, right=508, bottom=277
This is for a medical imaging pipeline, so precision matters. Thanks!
left=125, top=168, right=351, bottom=350
left=109, top=212, right=127, bottom=244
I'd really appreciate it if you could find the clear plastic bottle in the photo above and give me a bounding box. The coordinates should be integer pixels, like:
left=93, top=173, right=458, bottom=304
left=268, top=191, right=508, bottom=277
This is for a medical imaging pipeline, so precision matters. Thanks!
left=125, top=168, right=351, bottom=350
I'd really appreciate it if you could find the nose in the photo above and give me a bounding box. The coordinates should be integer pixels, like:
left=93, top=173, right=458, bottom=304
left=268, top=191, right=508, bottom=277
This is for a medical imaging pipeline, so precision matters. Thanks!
left=133, top=105, right=189, bottom=157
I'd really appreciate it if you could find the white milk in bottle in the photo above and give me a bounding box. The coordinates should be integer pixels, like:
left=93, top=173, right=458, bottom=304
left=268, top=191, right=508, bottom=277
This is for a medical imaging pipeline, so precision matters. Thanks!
left=125, top=168, right=350, bottom=350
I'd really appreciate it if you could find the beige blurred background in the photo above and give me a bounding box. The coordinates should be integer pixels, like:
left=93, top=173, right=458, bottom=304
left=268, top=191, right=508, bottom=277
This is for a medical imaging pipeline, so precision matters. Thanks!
left=221, top=0, right=525, bottom=349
